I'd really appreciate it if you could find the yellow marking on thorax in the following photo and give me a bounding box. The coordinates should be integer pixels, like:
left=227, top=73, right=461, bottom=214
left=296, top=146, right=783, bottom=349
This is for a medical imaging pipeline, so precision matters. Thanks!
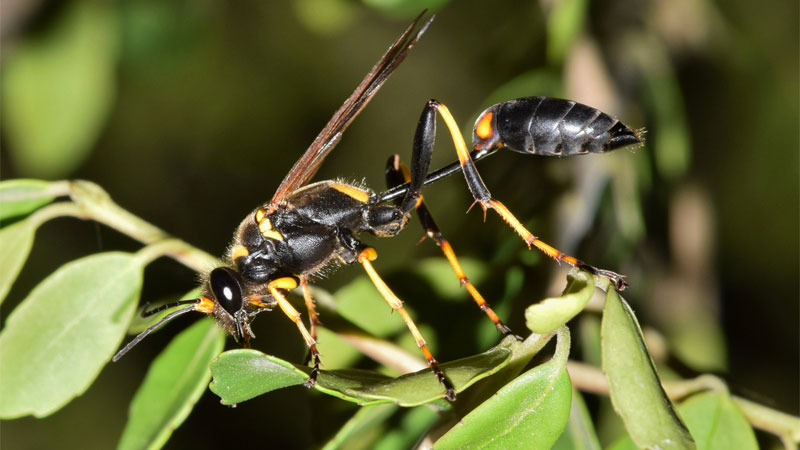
left=231, top=245, right=249, bottom=260
left=332, top=183, right=370, bottom=203
left=257, top=216, right=284, bottom=241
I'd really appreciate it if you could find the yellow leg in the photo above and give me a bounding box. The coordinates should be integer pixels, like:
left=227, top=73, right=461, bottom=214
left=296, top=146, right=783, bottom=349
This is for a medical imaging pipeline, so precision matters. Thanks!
left=357, top=247, right=456, bottom=401
left=389, top=156, right=517, bottom=336
left=436, top=103, right=627, bottom=290
left=268, top=277, right=321, bottom=387
left=299, top=276, right=320, bottom=342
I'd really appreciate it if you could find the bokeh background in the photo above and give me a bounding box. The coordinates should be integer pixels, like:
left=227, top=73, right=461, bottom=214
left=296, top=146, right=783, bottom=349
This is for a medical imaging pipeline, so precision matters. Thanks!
left=1, top=0, right=797, bottom=448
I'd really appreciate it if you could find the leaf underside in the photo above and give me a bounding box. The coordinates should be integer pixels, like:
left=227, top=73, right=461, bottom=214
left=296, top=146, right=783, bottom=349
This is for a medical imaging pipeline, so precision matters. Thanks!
left=210, top=335, right=519, bottom=406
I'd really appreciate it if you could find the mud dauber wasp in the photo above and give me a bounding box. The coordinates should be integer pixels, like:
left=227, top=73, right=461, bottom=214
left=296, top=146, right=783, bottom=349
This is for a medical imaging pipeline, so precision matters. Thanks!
left=114, top=12, right=643, bottom=402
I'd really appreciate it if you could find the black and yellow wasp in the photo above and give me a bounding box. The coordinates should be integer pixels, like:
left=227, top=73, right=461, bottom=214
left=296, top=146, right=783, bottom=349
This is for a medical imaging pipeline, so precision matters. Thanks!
left=114, top=13, right=642, bottom=401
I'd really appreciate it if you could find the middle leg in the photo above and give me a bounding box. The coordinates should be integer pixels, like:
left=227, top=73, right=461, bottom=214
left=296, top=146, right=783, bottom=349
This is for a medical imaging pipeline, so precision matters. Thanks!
left=299, top=275, right=320, bottom=342
left=357, top=246, right=456, bottom=401
left=267, top=276, right=321, bottom=388
left=385, top=155, right=518, bottom=338
left=299, top=275, right=321, bottom=365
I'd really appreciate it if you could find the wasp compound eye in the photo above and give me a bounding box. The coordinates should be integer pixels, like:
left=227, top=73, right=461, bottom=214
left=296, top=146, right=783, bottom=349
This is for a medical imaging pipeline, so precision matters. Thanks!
left=210, top=267, right=244, bottom=316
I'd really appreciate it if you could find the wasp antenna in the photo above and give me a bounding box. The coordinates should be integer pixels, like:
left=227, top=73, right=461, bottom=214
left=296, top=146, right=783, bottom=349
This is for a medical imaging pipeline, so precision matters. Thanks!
left=141, top=299, right=202, bottom=317
left=113, top=305, right=199, bottom=361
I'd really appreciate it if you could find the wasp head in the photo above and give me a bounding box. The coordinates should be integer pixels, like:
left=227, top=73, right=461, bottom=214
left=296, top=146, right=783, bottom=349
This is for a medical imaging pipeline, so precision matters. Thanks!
left=112, top=266, right=275, bottom=362
left=206, top=266, right=266, bottom=343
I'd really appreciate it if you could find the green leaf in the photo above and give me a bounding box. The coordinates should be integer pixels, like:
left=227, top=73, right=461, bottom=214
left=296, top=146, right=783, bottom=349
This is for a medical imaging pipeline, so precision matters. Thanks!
left=1, top=0, right=118, bottom=177
left=294, top=0, right=358, bottom=35
left=595, top=397, right=628, bottom=448
left=552, top=389, right=601, bottom=450
left=350, top=340, right=512, bottom=405
left=373, top=406, right=439, bottom=450
left=434, top=330, right=572, bottom=450
left=526, top=270, right=594, bottom=333
left=0, top=252, right=143, bottom=418
left=0, top=218, right=36, bottom=305
left=601, top=288, right=695, bottom=449
left=477, top=266, right=523, bottom=349
left=321, top=404, right=398, bottom=450
left=452, top=331, right=558, bottom=415
left=209, top=350, right=308, bottom=405
left=414, top=257, right=488, bottom=302
left=117, top=318, right=225, bottom=450
left=315, top=326, right=363, bottom=370
left=667, top=308, right=728, bottom=372
left=606, top=435, right=638, bottom=450
left=633, top=41, right=690, bottom=181
left=648, top=69, right=691, bottom=181
left=577, top=315, right=602, bottom=366
left=678, top=391, right=758, bottom=450
left=361, top=0, right=451, bottom=17
left=335, top=276, right=407, bottom=337
left=0, top=179, right=61, bottom=222
left=210, top=336, right=517, bottom=406
left=547, top=0, right=589, bottom=66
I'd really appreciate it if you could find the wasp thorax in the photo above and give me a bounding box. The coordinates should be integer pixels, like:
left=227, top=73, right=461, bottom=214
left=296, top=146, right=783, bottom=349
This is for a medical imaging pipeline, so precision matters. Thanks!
left=209, top=267, right=244, bottom=316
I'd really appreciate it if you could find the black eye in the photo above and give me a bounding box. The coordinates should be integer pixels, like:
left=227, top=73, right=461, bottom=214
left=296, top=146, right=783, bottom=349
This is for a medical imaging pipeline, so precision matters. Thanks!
left=209, top=267, right=243, bottom=316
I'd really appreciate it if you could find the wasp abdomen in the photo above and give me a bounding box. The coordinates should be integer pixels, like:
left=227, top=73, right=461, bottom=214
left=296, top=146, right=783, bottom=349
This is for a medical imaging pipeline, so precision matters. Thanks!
left=473, top=97, right=642, bottom=156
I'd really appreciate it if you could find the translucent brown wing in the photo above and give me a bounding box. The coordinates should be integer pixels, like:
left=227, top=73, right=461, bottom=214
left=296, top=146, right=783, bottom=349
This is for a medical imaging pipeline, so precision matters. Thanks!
left=269, top=12, right=433, bottom=205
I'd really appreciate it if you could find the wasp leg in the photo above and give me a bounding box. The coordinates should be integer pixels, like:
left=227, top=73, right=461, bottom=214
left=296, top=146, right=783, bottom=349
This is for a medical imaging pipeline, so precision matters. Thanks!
left=403, top=99, right=627, bottom=291
left=357, top=247, right=456, bottom=401
left=244, top=294, right=279, bottom=348
left=386, top=155, right=520, bottom=338
left=267, top=277, right=321, bottom=388
left=299, top=276, right=320, bottom=342
left=376, top=147, right=498, bottom=204
left=299, top=276, right=322, bottom=365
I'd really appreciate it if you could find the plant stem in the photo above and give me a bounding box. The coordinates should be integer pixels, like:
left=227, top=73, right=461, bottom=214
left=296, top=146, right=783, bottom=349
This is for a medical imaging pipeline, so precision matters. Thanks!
left=553, top=326, right=571, bottom=366
left=29, top=180, right=219, bottom=272
left=28, top=179, right=800, bottom=447
left=65, top=180, right=219, bottom=272
left=733, top=397, right=800, bottom=449
left=339, top=332, right=428, bottom=374
left=567, top=361, right=800, bottom=446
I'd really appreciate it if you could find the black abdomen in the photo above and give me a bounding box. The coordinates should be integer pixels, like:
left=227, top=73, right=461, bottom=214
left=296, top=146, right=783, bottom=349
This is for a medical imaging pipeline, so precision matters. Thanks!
left=473, top=97, right=642, bottom=156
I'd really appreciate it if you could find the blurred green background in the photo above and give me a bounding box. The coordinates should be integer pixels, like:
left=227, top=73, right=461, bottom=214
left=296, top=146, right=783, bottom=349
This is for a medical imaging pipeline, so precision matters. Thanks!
left=1, top=0, right=797, bottom=448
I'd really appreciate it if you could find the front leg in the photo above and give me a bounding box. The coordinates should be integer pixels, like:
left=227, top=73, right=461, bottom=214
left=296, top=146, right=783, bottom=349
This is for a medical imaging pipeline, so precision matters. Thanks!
left=267, top=277, right=321, bottom=388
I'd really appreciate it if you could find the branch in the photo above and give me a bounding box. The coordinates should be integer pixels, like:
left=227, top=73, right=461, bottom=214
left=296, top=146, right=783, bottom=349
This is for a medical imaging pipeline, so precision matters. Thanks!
left=32, top=180, right=219, bottom=272
left=567, top=360, right=800, bottom=447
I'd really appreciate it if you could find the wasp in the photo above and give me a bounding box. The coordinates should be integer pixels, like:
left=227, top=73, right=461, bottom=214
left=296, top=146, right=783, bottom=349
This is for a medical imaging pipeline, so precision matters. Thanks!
left=114, top=13, right=643, bottom=402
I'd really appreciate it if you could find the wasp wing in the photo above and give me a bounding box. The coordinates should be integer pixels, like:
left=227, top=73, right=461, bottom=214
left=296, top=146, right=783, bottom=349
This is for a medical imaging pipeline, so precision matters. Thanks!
left=269, top=12, right=433, bottom=205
